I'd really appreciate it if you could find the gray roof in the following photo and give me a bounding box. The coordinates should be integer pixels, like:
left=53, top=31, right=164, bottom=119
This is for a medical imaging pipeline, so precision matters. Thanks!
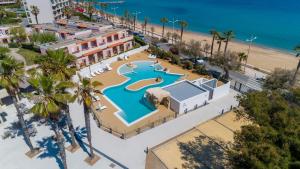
left=203, top=79, right=217, bottom=88
left=163, top=81, right=207, bottom=101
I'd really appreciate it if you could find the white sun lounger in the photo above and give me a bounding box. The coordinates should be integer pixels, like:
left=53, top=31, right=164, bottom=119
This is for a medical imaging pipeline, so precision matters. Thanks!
left=96, top=104, right=107, bottom=111
left=148, top=54, right=157, bottom=59
left=91, top=72, right=97, bottom=77
left=106, top=64, right=112, bottom=71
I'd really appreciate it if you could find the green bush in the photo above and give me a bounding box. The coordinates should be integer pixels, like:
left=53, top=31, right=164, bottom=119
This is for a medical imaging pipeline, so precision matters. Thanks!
left=183, top=60, right=193, bottom=70
left=31, top=33, right=57, bottom=44
left=8, top=42, right=20, bottom=48
left=194, top=65, right=209, bottom=75
left=134, top=36, right=146, bottom=46
left=170, top=55, right=181, bottom=65
left=17, top=48, right=41, bottom=65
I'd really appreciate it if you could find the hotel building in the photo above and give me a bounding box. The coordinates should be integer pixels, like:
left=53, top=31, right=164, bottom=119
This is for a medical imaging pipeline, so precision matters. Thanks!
left=36, top=20, right=134, bottom=69
left=22, top=0, right=69, bottom=24
left=0, top=0, right=16, bottom=5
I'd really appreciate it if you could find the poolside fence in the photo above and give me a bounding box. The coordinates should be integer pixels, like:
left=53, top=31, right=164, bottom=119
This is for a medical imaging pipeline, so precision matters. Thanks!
left=91, top=102, right=236, bottom=139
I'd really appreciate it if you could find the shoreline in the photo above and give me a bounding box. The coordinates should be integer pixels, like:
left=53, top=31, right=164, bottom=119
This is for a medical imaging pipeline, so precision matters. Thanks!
left=87, top=6, right=298, bottom=72
left=131, top=21, right=298, bottom=72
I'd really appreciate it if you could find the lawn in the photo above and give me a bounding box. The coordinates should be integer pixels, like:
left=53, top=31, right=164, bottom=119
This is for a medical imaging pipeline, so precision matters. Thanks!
left=17, top=48, right=40, bottom=66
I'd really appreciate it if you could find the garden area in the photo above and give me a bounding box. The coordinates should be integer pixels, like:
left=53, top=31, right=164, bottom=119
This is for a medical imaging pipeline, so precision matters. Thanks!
left=17, top=48, right=40, bottom=66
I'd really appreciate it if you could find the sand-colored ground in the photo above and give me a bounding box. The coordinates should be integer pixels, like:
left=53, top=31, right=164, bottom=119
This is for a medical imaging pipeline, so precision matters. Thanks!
left=132, top=21, right=298, bottom=72
left=91, top=52, right=207, bottom=136
left=126, top=78, right=161, bottom=91
left=148, top=112, right=251, bottom=169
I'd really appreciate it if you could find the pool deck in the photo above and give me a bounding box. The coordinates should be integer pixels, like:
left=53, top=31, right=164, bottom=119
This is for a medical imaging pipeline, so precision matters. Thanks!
left=126, top=78, right=162, bottom=91
left=91, top=51, right=211, bottom=135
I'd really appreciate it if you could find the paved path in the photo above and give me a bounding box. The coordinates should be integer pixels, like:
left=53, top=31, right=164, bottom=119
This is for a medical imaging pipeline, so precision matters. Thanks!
left=0, top=89, right=238, bottom=169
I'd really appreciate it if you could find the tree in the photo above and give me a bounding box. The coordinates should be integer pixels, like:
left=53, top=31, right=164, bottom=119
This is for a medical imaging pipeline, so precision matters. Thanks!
left=28, top=75, right=75, bottom=169
left=99, top=3, right=108, bottom=20
left=160, top=17, right=168, bottom=37
left=263, top=68, right=294, bottom=90
left=63, top=6, right=73, bottom=19
left=230, top=89, right=300, bottom=169
left=178, top=20, right=188, bottom=42
left=33, top=50, right=78, bottom=151
left=209, top=29, right=219, bottom=56
left=74, top=77, right=102, bottom=163
left=143, top=17, right=149, bottom=34
left=86, top=2, right=96, bottom=21
left=237, top=52, right=248, bottom=72
left=123, top=10, right=130, bottom=28
left=30, top=5, right=40, bottom=24
left=172, top=33, right=180, bottom=44
left=0, top=47, right=10, bottom=59
left=166, top=32, right=171, bottom=42
left=188, top=40, right=201, bottom=62
left=10, top=27, right=27, bottom=45
left=291, top=45, right=300, bottom=86
left=150, top=26, right=155, bottom=37
left=223, top=31, right=234, bottom=55
left=0, top=8, right=6, bottom=25
left=0, top=57, right=40, bottom=156
left=210, top=51, right=241, bottom=80
left=216, top=33, right=225, bottom=53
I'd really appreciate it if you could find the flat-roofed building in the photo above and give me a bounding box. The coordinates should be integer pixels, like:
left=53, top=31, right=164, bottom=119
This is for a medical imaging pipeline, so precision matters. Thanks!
left=37, top=20, right=134, bottom=69
left=22, top=0, right=69, bottom=24
left=163, top=80, right=209, bottom=114
left=0, top=0, right=16, bottom=5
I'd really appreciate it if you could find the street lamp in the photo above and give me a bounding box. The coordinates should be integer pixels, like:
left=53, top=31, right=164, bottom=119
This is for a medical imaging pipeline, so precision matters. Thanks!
left=245, top=35, right=257, bottom=71
left=132, top=11, right=141, bottom=31
left=111, top=7, right=118, bottom=23
left=169, top=18, right=180, bottom=34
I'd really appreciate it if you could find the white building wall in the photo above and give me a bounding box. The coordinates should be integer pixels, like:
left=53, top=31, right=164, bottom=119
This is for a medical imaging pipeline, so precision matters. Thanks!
left=211, top=81, right=231, bottom=101
left=22, top=0, right=69, bottom=24
left=177, top=91, right=209, bottom=114
left=169, top=98, right=180, bottom=114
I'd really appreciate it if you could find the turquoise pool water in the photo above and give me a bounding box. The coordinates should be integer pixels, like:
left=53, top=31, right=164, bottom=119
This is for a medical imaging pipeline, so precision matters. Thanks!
left=103, top=61, right=181, bottom=125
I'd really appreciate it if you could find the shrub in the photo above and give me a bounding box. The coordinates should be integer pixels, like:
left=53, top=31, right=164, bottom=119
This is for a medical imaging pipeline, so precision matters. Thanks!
left=134, top=35, right=146, bottom=46
left=170, top=55, right=181, bottom=65
left=160, top=38, right=168, bottom=43
left=194, top=65, right=209, bottom=75
left=8, top=42, right=19, bottom=48
left=17, top=48, right=41, bottom=65
left=31, top=33, right=57, bottom=44
left=169, top=45, right=179, bottom=55
left=183, top=60, right=193, bottom=70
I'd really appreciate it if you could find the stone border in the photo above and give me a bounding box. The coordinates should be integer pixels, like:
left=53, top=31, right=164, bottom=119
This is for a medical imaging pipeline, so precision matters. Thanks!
left=125, top=78, right=164, bottom=92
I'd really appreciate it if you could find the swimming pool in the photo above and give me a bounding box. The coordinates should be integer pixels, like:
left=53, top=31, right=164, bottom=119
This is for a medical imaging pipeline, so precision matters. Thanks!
left=103, top=61, right=182, bottom=125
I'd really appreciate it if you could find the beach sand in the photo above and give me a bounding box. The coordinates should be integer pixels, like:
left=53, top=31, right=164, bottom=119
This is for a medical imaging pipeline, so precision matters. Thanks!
left=132, top=22, right=298, bottom=72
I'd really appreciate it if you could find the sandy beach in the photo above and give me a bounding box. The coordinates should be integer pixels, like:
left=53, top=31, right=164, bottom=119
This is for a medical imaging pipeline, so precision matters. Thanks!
left=132, top=22, right=298, bottom=72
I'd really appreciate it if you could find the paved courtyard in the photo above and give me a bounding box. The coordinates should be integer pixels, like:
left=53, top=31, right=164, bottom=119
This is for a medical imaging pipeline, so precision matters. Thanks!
left=0, top=88, right=239, bottom=169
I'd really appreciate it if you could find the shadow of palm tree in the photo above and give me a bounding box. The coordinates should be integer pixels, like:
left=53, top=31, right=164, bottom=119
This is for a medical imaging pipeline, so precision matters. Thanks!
left=178, top=135, right=229, bottom=169
left=73, top=126, right=89, bottom=155
left=37, top=137, right=64, bottom=169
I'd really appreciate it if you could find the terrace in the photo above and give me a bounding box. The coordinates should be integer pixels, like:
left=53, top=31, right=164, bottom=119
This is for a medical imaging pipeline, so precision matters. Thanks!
left=88, top=52, right=227, bottom=138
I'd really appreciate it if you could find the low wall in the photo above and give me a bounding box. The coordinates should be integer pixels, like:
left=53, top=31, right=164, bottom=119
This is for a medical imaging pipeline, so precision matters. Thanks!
left=212, top=81, right=231, bottom=101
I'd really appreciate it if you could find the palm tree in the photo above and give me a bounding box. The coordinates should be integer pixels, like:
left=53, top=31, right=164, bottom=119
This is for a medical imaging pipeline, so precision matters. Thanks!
left=150, top=27, right=155, bottom=37
left=63, top=6, right=73, bottom=19
left=217, top=34, right=225, bottom=53
left=28, top=75, right=74, bottom=169
left=0, top=57, right=40, bottom=157
left=238, top=52, right=248, bottom=72
left=34, top=50, right=78, bottom=150
left=86, top=3, right=96, bottom=21
left=74, top=76, right=102, bottom=164
left=160, top=17, right=168, bottom=37
left=178, top=20, right=188, bottom=42
left=291, top=45, right=300, bottom=86
left=209, top=29, right=219, bottom=56
left=124, top=10, right=130, bottom=28
left=223, top=31, right=235, bottom=55
left=144, top=17, right=149, bottom=34
left=30, top=5, right=40, bottom=24
left=0, top=8, right=6, bottom=25
left=120, top=16, right=125, bottom=27
left=99, top=3, right=108, bottom=20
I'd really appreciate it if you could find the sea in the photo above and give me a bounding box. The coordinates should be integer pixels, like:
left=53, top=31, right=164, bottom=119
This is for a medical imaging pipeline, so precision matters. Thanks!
left=101, top=0, right=300, bottom=52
